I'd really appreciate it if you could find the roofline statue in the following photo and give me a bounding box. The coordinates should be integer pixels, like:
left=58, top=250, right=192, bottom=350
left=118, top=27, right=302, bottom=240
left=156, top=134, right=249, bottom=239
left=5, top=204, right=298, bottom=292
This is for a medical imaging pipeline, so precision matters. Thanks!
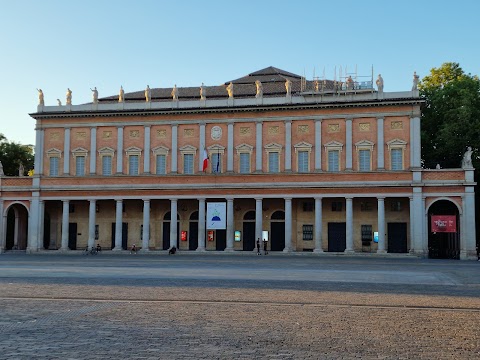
left=255, top=80, right=263, bottom=99
left=66, top=88, right=72, bottom=105
left=145, top=85, right=151, bottom=102
left=200, top=83, right=206, bottom=100
left=412, top=71, right=420, bottom=91
left=171, top=84, right=179, bottom=101
left=91, top=87, right=98, bottom=104
left=226, top=82, right=234, bottom=99
left=37, top=88, right=44, bottom=106
left=462, top=146, right=473, bottom=169
left=119, top=86, right=124, bottom=103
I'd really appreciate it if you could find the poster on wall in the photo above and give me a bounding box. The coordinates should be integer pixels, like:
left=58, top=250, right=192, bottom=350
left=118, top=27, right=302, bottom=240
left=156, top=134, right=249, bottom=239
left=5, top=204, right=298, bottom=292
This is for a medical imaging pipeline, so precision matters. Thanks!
left=431, top=215, right=456, bottom=233
left=207, top=202, right=226, bottom=230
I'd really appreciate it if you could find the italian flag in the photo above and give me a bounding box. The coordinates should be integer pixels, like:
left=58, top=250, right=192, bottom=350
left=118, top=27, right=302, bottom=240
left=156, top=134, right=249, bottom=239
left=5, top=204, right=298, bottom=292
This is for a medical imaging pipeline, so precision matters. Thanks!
left=202, top=149, right=209, bottom=172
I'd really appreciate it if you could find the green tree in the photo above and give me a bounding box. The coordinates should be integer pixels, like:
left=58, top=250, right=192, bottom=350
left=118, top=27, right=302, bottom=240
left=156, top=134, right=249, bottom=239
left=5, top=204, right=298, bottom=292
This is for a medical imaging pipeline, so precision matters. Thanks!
left=419, top=62, right=480, bottom=169
left=0, top=133, right=34, bottom=176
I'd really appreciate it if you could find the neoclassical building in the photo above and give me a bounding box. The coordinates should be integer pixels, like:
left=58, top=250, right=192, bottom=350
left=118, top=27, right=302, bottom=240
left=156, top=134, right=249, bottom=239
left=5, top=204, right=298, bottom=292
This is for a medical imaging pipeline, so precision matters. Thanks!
left=0, top=66, right=477, bottom=259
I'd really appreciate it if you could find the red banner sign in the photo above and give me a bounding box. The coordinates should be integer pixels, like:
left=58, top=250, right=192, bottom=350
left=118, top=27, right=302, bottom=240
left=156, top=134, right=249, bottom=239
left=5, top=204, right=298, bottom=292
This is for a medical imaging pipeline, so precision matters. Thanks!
left=431, top=215, right=456, bottom=233
left=181, top=231, right=187, bottom=241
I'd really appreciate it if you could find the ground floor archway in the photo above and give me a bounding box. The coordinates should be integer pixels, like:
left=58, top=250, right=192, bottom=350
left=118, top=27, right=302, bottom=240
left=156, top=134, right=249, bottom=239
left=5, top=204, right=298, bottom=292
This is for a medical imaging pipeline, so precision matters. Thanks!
left=428, top=200, right=460, bottom=260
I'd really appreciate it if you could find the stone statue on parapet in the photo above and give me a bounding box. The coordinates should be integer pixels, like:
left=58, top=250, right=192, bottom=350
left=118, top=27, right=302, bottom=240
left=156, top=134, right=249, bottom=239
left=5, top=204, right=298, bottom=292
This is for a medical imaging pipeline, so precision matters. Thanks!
left=91, top=87, right=98, bottom=104
left=376, top=74, right=384, bottom=93
left=200, top=83, right=206, bottom=100
left=0, top=161, right=4, bottom=176
left=66, top=88, right=72, bottom=105
left=19, top=163, right=24, bottom=176
left=345, top=76, right=354, bottom=90
left=226, top=82, right=234, bottom=99
left=462, top=146, right=473, bottom=168
left=412, top=71, right=419, bottom=91
left=119, top=86, right=124, bottom=103
left=145, top=85, right=151, bottom=102
left=171, top=84, right=178, bottom=101
left=285, top=79, right=292, bottom=96
left=37, top=89, right=44, bottom=106
left=57, top=99, right=62, bottom=106
left=255, top=80, right=263, bottom=98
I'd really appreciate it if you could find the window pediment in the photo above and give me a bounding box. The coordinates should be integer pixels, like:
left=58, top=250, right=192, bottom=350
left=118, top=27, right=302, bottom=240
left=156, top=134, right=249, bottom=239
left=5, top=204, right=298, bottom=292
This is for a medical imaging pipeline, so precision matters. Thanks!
left=294, top=141, right=313, bottom=153
left=98, top=146, right=115, bottom=156
left=355, top=140, right=375, bottom=151
left=179, top=145, right=197, bottom=154
left=207, top=144, right=225, bottom=154
left=46, top=148, right=62, bottom=158
left=72, top=147, right=88, bottom=157
left=125, top=146, right=142, bottom=156
left=387, top=138, right=407, bottom=150
left=324, top=141, right=343, bottom=152
left=264, top=142, right=282, bottom=152
left=235, top=143, right=254, bottom=154
left=152, top=145, right=169, bottom=155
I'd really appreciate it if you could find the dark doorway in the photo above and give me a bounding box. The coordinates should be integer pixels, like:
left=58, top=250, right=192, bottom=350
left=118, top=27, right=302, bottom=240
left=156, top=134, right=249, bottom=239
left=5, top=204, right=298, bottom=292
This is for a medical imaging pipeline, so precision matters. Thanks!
left=387, top=223, right=407, bottom=253
left=68, top=223, right=77, bottom=250
left=428, top=200, right=460, bottom=259
left=242, top=210, right=255, bottom=251
left=43, top=213, right=50, bottom=249
left=162, top=212, right=180, bottom=250
left=5, top=205, right=29, bottom=250
left=189, top=211, right=199, bottom=250
left=328, top=222, right=346, bottom=252
left=215, top=229, right=226, bottom=250
left=270, top=211, right=285, bottom=251
left=111, top=223, right=128, bottom=250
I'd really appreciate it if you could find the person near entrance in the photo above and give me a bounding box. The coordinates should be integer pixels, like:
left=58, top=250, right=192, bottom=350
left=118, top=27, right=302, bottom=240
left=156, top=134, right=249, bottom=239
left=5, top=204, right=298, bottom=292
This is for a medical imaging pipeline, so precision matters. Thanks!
left=256, top=238, right=261, bottom=255
left=130, top=244, right=137, bottom=254
left=263, top=239, right=268, bottom=255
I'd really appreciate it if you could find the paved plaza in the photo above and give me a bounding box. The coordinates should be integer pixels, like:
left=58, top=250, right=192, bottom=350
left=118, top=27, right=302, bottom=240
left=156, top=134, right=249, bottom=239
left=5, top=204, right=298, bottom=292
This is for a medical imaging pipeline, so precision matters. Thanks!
left=0, top=253, right=479, bottom=359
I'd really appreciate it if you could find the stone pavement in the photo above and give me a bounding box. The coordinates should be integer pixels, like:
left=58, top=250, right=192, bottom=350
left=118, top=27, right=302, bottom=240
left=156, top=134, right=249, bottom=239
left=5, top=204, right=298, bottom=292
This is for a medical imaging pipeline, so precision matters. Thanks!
left=0, top=254, right=479, bottom=359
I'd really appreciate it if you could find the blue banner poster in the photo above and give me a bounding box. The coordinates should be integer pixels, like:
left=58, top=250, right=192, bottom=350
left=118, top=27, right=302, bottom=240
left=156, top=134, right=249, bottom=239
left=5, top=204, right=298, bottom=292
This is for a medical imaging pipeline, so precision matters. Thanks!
left=206, top=202, right=226, bottom=230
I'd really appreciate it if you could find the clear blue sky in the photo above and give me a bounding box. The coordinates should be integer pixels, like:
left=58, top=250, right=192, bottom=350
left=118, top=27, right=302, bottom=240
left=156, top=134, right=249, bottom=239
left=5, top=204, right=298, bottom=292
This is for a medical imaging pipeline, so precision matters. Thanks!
left=1, top=0, right=478, bottom=145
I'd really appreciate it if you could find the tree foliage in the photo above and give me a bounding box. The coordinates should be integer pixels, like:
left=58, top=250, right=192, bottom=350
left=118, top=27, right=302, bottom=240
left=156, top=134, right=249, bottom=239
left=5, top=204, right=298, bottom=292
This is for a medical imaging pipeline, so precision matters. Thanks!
left=0, top=133, right=34, bottom=176
left=420, top=62, right=480, bottom=169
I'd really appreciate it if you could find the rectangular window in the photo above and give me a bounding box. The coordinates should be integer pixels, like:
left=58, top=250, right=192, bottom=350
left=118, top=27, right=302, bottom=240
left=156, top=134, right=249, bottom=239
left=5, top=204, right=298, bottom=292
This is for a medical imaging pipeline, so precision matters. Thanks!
left=183, top=153, right=194, bottom=174
left=268, top=152, right=279, bottom=173
left=360, top=202, right=372, bottom=211
left=49, top=157, right=59, bottom=176
left=129, top=155, right=139, bottom=175
left=391, top=149, right=403, bottom=170
left=390, top=201, right=402, bottom=212
left=361, top=225, right=373, bottom=243
left=332, top=201, right=343, bottom=212
left=239, top=153, right=250, bottom=173
left=156, top=154, right=166, bottom=175
left=328, top=150, right=339, bottom=172
left=302, top=225, right=314, bottom=240
left=211, top=153, right=222, bottom=173
left=95, top=225, right=99, bottom=240
left=102, top=155, right=112, bottom=176
left=359, top=149, right=371, bottom=171
left=302, top=202, right=314, bottom=212
left=76, top=156, right=85, bottom=176
left=298, top=151, right=309, bottom=172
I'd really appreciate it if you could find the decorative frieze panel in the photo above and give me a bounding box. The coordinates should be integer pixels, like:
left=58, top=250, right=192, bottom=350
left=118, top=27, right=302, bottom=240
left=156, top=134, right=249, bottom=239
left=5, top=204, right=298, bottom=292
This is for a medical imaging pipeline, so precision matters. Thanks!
left=391, top=121, right=403, bottom=130
left=75, top=132, right=87, bottom=140
left=50, top=132, right=60, bottom=140
left=102, top=131, right=112, bottom=139
left=129, top=130, right=140, bottom=138
left=297, top=125, right=309, bottom=134
left=268, top=126, right=279, bottom=135
left=156, top=129, right=167, bottom=138
left=184, top=129, right=195, bottom=137
left=359, top=123, right=370, bottom=132
left=239, top=127, right=251, bottom=136
left=327, top=124, right=340, bottom=133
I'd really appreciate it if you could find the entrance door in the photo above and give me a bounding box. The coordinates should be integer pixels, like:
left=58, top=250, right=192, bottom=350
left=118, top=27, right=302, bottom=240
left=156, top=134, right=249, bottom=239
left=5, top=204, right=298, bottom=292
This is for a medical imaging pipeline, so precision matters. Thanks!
left=242, top=222, right=255, bottom=251
left=328, top=222, right=346, bottom=252
left=216, top=229, right=226, bottom=250
left=43, top=213, right=51, bottom=250
left=68, top=223, right=77, bottom=250
left=111, top=223, right=128, bottom=250
left=271, top=222, right=285, bottom=251
left=162, top=221, right=180, bottom=250
left=387, top=223, right=407, bottom=253
left=189, top=222, right=198, bottom=250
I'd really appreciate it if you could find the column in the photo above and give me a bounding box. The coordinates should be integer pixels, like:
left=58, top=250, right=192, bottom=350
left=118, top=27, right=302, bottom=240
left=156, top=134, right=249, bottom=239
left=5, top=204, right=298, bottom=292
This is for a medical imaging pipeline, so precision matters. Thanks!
left=285, top=121, right=292, bottom=172
left=88, top=199, right=96, bottom=249
left=226, top=198, right=234, bottom=251
left=60, top=200, right=69, bottom=251
left=314, top=197, right=323, bottom=252
left=255, top=198, right=263, bottom=243
left=284, top=198, right=292, bottom=252
left=255, top=122, right=262, bottom=172
left=144, top=126, right=151, bottom=174
left=197, top=198, right=206, bottom=251
left=90, top=127, right=97, bottom=174
left=461, top=188, right=476, bottom=259
left=39, top=130, right=44, bottom=175
left=64, top=128, right=70, bottom=174
left=0, top=200, right=4, bottom=252
left=142, top=199, right=150, bottom=251
left=345, top=197, right=354, bottom=252
left=38, top=200, right=45, bottom=251
left=116, top=127, right=123, bottom=173
left=410, top=116, right=421, bottom=168
left=171, top=124, right=178, bottom=173
left=227, top=122, right=234, bottom=172
left=377, top=197, right=386, bottom=253
left=170, top=199, right=178, bottom=248
left=412, top=188, right=424, bottom=255
left=113, top=200, right=123, bottom=250
left=409, top=197, right=415, bottom=253
left=377, top=118, right=384, bottom=169
left=27, top=194, right=40, bottom=252
left=34, top=127, right=44, bottom=175
left=14, top=211, right=19, bottom=248
left=315, top=120, right=322, bottom=171
left=345, top=119, right=352, bottom=170
left=198, top=123, right=206, bottom=171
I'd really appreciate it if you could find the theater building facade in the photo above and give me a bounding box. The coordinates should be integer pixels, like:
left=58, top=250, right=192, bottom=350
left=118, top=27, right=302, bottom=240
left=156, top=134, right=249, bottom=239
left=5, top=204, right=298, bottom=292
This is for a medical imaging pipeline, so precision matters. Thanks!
left=0, top=67, right=477, bottom=259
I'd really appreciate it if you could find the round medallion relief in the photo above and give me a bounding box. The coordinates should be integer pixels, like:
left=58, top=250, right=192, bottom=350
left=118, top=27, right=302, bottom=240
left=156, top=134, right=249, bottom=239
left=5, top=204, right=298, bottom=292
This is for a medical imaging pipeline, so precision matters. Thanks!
left=211, top=126, right=222, bottom=140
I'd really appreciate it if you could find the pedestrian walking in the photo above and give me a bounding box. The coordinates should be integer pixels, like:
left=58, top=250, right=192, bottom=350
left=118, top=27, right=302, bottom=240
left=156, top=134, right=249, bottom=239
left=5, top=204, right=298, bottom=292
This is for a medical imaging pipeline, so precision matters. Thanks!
left=256, top=238, right=261, bottom=255
left=263, top=239, right=268, bottom=255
